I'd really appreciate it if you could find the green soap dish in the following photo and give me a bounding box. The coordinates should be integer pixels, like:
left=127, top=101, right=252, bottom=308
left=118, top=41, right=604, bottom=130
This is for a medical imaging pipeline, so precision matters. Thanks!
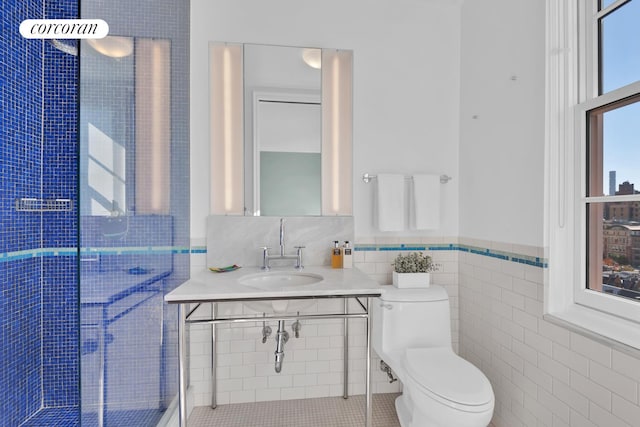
left=209, top=264, right=241, bottom=273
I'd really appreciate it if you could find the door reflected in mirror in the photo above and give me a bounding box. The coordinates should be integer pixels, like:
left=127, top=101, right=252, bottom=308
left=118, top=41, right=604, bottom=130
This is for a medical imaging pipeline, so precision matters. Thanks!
left=254, top=89, right=321, bottom=216
left=246, top=44, right=322, bottom=216
left=209, top=43, right=353, bottom=217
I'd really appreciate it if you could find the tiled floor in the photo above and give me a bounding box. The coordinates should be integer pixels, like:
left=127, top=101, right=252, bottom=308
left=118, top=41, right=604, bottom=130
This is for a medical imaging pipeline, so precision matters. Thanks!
left=189, top=393, right=402, bottom=427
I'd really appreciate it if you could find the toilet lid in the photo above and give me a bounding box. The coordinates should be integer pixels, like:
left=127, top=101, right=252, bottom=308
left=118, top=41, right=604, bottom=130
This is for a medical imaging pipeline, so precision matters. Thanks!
left=405, top=348, right=493, bottom=407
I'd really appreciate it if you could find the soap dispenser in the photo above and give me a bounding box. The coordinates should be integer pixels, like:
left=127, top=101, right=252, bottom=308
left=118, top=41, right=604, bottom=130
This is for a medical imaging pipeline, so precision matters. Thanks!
left=342, top=241, right=353, bottom=269
left=331, top=241, right=343, bottom=268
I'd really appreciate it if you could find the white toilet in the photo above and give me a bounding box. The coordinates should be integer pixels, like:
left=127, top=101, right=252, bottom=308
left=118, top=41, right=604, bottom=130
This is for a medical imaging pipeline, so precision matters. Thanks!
left=373, top=286, right=494, bottom=427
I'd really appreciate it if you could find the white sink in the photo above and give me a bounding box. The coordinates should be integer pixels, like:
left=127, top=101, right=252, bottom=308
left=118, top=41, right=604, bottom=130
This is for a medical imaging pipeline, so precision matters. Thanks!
left=239, top=272, right=323, bottom=291
left=239, top=272, right=323, bottom=313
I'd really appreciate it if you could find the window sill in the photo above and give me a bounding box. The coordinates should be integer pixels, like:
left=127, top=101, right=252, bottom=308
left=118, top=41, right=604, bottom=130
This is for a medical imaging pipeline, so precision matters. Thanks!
left=544, top=304, right=640, bottom=359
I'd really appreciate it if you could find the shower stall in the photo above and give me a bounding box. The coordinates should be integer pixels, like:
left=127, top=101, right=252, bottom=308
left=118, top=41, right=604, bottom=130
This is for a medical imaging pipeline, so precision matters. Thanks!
left=1, top=0, right=190, bottom=425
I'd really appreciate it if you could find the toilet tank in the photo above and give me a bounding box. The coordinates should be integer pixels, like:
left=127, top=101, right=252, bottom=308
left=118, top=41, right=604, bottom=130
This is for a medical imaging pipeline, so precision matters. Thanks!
left=373, top=286, right=452, bottom=358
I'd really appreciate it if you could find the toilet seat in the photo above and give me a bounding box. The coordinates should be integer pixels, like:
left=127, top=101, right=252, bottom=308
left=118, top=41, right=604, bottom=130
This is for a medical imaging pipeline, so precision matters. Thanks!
left=404, top=347, right=494, bottom=413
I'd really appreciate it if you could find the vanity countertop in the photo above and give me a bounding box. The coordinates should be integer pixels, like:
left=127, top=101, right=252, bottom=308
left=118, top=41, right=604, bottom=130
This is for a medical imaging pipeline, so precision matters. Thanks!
left=164, top=266, right=384, bottom=303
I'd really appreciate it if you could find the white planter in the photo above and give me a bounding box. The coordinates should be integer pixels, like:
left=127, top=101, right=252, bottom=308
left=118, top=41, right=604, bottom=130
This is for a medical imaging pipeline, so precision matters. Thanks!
left=392, top=271, right=431, bottom=288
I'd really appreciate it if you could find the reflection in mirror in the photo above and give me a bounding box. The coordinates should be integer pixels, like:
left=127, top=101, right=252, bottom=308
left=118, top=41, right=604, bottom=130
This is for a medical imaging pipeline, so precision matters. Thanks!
left=253, top=97, right=322, bottom=216
left=209, top=43, right=352, bottom=216
left=246, top=45, right=321, bottom=216
left=80, top=37, right=171, bottom=217
left=255, top=92, right=321, bottom=216
left=247, top=45, right=322, bottom=214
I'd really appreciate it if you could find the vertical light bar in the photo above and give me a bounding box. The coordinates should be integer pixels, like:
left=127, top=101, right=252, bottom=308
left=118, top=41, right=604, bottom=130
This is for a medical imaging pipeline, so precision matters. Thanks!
left=136, top=38, right=171, bottom=214
left=331, top=56, right=340, bottom=212
left=322, top=49, right=353, bottom=215
left=210, top=43, right=244, bottom=214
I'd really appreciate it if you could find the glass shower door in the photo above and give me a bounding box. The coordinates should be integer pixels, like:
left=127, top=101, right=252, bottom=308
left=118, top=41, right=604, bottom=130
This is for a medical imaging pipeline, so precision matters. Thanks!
left=78, top=1, right=190, bottom=424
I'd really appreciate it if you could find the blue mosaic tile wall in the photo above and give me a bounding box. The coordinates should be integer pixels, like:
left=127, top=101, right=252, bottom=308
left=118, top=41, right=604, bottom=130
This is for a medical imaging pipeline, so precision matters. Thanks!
left=43, top=0, right=80, bottom=412
left=1, top=1, right=46, bottom=425
left=2, top=0, right=190, bottom=423
left=0, top=258, right=42, bottom=425
left=0, top=1, right=43, bottom=255
left=1, top=0, right=80, bottom=425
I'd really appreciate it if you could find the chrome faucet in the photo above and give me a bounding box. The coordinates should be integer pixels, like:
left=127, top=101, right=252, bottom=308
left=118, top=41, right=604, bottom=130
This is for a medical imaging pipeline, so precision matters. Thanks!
left=261, top=218, right=304, bottom=270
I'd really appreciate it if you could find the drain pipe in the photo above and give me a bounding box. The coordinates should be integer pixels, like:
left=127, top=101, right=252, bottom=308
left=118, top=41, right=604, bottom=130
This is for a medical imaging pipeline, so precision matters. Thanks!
left=274, top=320, right=289, bottom=373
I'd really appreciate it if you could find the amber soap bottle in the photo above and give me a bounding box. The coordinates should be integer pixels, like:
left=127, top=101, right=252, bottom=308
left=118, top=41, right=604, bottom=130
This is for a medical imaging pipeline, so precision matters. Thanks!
left=331, top=240, right=343, bottom=268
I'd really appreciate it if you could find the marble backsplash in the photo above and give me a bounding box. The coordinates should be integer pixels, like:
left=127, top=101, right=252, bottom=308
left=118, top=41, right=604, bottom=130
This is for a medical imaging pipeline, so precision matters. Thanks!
left=206, top=216, right=354, bottom=268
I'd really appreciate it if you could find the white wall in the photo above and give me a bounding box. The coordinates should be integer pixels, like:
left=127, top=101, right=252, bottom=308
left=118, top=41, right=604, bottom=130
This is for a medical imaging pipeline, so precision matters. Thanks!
left=186, top=1, right=640, bottom=424
left=458, top=2, right=640, bottom=427
left=458, top=0, right=545, bottom=247
left=190, top=0, right=461, bottom=242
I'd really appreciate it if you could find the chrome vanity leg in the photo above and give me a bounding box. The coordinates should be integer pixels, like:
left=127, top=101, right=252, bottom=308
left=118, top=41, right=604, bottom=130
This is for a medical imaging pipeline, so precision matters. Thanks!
left=343, top=298, right=349, bottom=399
left=211, top=302, right=217, bottom=409
left=160, top=280, right=167, bottom=411
left=98, top=313, right=105, bottom=427
left=178, top=304, right=187, bottom=426
left=365, top=297, right=372, bottom=427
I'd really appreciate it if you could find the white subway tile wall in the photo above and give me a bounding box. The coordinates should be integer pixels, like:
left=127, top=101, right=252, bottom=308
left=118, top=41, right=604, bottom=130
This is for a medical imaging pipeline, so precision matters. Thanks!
left=459, top=238, right=640, bottom=427
left=188, top=236, right=459, bottom=406
left=187, top=234, right=640, bottom=426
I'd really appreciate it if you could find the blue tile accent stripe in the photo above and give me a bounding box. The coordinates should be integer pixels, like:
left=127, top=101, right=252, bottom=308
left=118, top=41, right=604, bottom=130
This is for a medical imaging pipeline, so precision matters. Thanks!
left=353, top=243, right=548, bottom=268
left=80, top=246, right=188, bottom=256
left=1, top=246, right=203, bottom=262
left=0, top=248, right=77, bottom=262
left=0, top=244, right=548, bottom=268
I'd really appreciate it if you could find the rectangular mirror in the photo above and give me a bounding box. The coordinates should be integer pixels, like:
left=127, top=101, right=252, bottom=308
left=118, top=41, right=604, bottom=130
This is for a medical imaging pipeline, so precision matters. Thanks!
left=209, top=43, right=352, bottom=217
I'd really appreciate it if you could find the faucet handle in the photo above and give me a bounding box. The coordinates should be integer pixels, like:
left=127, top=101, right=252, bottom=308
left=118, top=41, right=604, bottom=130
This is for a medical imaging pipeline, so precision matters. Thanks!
left=260, top=247, right=271, bottom=270
left=260, top=246, right=272, bottom=256
left=294, top=246, right=305, bottom=270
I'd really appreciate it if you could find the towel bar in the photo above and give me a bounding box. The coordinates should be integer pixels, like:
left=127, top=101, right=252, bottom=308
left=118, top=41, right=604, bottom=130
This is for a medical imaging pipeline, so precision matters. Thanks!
left=362, top=173, right=452, bottom=184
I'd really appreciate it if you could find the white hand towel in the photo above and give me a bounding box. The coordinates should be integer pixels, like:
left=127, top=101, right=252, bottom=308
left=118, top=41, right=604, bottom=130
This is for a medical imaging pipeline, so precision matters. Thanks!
left=376, top=174, right=405, bottom=231
left=412, top=174, right=440, bottom=230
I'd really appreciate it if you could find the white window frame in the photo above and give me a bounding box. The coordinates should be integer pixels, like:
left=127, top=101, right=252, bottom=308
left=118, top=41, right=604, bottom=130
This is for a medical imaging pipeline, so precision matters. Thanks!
left=545, top=0, right=640, bottom=351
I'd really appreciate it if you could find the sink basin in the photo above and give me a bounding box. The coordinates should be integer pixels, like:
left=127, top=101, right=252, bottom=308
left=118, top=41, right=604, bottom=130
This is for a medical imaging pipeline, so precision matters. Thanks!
left=239, top=272, right=323, bottom=313
left=239, top=272, right=323, bottom=291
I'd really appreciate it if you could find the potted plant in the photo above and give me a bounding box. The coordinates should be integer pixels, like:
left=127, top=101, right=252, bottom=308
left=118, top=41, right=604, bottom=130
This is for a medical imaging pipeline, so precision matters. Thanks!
left=391, top=252, right=435, bottom=288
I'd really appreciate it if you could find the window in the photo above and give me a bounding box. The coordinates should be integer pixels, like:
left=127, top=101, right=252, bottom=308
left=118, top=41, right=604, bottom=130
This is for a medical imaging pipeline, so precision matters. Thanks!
left=546, top=0, right=640, bottom=349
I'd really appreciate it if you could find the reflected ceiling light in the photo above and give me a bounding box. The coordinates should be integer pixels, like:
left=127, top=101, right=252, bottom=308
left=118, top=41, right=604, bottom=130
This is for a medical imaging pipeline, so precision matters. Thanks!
left=302, top=48, right=322, bottom=69
left=87, top=36, right=134, bottom=58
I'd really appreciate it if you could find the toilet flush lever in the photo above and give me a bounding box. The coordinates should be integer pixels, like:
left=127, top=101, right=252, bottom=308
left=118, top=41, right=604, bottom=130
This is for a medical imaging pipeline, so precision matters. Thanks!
left=379, top=302, right=393, bottom=310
